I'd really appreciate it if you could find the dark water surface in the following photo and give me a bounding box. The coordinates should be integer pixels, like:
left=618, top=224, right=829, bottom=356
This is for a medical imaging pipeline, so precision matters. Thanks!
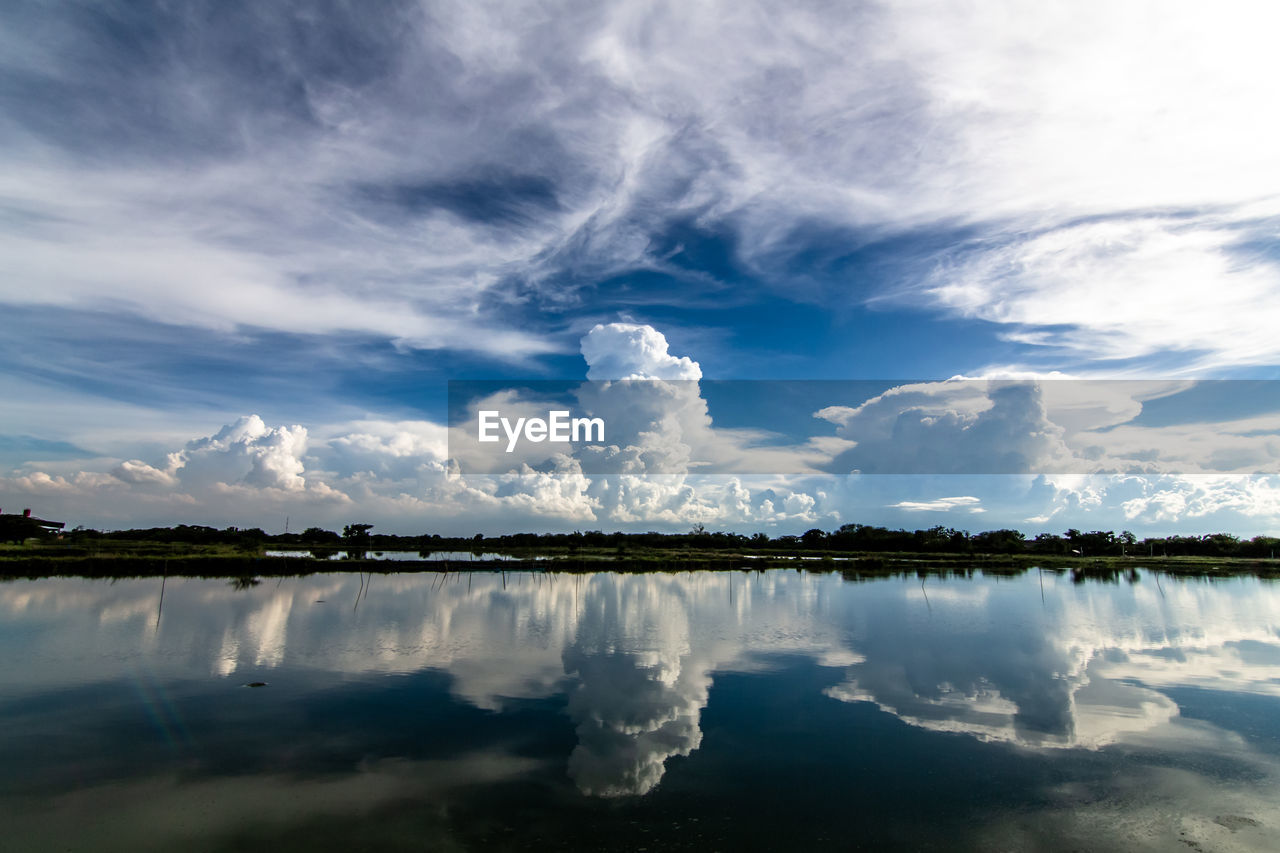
left=2, top=568, right=1278, bottom=851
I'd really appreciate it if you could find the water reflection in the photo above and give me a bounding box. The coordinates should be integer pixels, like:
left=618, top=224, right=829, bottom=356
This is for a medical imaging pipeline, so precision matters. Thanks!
left=2, top=569, right=1278, bottom=849
left=563, top=577, right=708, bottom=796
left=262, top=549, right=538, bottom=561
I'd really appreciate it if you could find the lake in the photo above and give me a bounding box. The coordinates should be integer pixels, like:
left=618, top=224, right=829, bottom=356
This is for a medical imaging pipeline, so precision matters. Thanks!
left=1, top=568, right=1277, bottom=851
left=262, top=550, right=541, bottom=561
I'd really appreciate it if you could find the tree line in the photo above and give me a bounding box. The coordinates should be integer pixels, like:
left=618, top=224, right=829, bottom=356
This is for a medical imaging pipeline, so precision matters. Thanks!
left=59, top=522, right=1280, bottom=558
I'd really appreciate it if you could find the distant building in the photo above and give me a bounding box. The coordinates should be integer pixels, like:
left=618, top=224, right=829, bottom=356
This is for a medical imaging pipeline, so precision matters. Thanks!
left=0, top=508, right=66, bottom=543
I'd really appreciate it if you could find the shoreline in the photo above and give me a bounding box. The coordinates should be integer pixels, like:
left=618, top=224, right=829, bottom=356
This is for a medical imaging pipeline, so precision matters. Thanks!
left=3, top=547, right=1279, bottom=580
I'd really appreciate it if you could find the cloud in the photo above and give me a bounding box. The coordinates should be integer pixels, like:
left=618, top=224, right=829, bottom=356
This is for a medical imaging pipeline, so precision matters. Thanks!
left=0, top=1, right=593, bottom=359
left=571, top=326, right=828, bottom=523
left=1078, top=474, right=1280, bottom=526
left=8, top=324, right=828, bottom=530
left=6, top=0, right=1280, bottom=541
left=920, top=214, right=1280, bottom=367
left=4, top=415, right=344, bottom=528
left=580, top=323, right=702, bottom=381
left=320, top=420, right=449, bottom=481
left=890, top=496, right=982, bottom=513
left=817, top=381, right=1075, bottom=474
left=9, top=470, right=119, bottom=495
left=176, top=415, right=309, bottom=492
left=811, top=377, right=1280, bottom=494
left=4, top=0, right=1277, bottom=376
left=490, top=457, right=599, bottom=521
left=112, top=455, right=183, bottom=487
left=447, top=323, right=826, bottom=525
left=1069, top=411, right=1280, bottom=476
left=4, top=327, right=1279, bottom=534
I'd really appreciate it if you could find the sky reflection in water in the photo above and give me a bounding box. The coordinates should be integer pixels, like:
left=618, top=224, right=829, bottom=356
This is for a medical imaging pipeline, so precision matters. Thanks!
left=1, top=569, right=1278, bottom=851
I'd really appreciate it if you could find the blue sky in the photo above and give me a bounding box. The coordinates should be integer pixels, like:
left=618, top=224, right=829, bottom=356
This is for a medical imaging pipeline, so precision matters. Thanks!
left=3, top=0, right=1280, bottom=535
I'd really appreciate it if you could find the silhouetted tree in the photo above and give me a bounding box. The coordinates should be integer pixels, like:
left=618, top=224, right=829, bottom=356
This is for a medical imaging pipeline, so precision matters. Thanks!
left=971, top=529, right=1026, bottom=554
left=301, top=527, right=340, bottom=544
left=342, top=523, right=373, bottom=545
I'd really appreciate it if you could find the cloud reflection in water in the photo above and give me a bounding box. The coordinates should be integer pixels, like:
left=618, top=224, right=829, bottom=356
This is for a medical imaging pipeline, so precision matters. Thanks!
left=1, top=569, right=1278, bottom=798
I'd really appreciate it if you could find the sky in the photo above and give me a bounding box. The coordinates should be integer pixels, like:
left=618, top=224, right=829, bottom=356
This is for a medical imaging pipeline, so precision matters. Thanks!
left=2, top=0, right=1280, bottom=536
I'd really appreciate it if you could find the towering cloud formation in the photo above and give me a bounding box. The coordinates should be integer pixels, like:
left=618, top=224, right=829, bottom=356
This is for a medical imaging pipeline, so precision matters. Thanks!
left=817, top=381, right=1074, bottom=475
left=5, top=320, right=1280, bottom=533
left=183, top=416, right=309, bottom=492
left=112, top=415, right=309, bottom=492
left=446, top=322, right=822, bottom=524
left=581, top=323, right=703, bottom=381
left=574, top=324, right=824, bottom=523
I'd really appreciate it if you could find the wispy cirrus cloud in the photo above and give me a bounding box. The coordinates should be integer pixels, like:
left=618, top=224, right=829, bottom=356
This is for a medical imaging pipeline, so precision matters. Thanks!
left=915, top=210, right=1280, bottom=368
left=4, top=0, right=1277, bottom=372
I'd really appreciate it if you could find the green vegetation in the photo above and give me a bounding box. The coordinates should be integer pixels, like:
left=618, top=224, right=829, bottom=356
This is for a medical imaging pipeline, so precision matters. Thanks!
left=2, top=521, right=1278, bottom=579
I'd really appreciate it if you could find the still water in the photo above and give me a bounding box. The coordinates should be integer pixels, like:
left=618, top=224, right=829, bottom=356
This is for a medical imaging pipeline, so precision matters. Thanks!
left=1, top=568, right=1277, bottom=851
left=262, top=550, right=537, bottom=561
